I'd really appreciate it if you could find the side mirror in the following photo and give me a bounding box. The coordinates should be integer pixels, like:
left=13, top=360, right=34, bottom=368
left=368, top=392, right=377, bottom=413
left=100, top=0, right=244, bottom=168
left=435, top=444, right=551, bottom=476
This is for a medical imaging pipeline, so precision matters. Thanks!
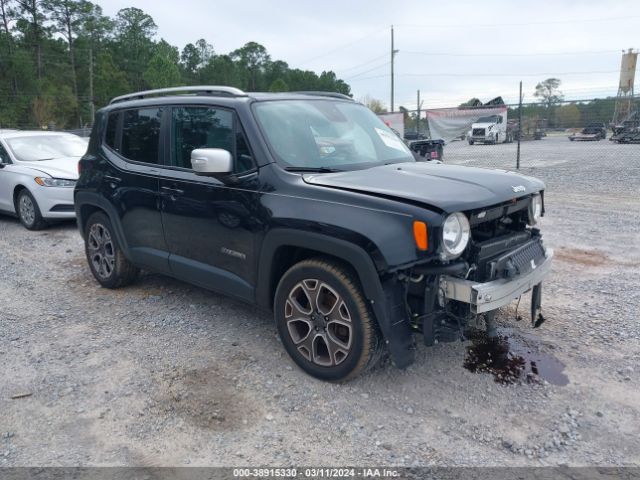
left=191, top=148, right=232, bottom=176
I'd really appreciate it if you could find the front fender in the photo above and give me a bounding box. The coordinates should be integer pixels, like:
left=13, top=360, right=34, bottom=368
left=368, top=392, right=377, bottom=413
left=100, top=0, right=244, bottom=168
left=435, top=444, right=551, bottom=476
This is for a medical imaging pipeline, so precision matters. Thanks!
left=257, top=228, right=415, bottom=368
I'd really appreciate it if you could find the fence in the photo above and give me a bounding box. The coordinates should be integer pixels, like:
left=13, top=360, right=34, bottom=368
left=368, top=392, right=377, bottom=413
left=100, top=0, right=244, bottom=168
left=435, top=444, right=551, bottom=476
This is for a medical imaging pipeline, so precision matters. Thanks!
left=397, top=96, right=640, bottom=171
left=393, top=96, right=640, bottom=255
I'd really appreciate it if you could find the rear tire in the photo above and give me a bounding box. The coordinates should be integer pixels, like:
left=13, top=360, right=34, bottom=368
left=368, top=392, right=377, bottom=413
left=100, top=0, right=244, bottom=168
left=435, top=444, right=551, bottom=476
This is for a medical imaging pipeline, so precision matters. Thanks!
left=84, top=211, right=139, bottom=288
left=274, top=258, right=383, bottom=382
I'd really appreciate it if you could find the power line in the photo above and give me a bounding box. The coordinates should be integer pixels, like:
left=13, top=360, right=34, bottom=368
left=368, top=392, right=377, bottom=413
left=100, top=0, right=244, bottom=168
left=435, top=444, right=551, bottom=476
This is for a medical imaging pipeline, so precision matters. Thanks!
left=334, top=53, right=388, bottom=73
left=348, top=69, right=621, bottom=82
left=398, top=70, right=619, bottom=78
left=295, top=27, right=386, bottom=67
left=401, top=49, right=621, bottom=58
left=396, top=15, right=640, bottom=29
left=344, top=61, right=390, bottom=80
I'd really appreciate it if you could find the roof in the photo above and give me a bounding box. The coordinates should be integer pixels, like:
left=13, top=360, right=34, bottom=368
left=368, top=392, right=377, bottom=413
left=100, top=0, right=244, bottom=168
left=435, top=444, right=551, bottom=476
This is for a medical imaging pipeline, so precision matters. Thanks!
left=107, top=85, right=353, bottom=107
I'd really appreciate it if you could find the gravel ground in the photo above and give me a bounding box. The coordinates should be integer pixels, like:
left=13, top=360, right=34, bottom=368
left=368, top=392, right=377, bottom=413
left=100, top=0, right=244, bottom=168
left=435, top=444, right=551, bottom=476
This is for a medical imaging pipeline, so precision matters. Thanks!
left=0, top=136, right=639, bottom=467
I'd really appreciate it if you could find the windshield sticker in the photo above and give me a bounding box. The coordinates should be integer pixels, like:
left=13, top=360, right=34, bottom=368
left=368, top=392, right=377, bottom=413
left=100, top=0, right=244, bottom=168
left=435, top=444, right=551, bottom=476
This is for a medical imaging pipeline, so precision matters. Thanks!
left=375, top=127, right=407, bottom=152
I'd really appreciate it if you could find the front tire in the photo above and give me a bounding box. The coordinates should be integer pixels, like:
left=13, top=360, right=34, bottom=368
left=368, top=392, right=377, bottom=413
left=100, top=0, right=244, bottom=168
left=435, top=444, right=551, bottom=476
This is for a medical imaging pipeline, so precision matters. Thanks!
left=17, top=189, right=47, bottom=230
left=84, top=212, right=139, bottom=288
left=274, top=258, right=382, bottom=382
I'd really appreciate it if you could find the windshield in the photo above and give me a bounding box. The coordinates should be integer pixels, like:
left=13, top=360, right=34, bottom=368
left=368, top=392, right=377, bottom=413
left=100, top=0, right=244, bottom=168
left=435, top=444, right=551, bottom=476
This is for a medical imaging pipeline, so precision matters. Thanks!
left=254, top=100, right=414, bottom=170
left=476, top=115, right=499, bottom=123
left=6, top=134, right=88, bottom=162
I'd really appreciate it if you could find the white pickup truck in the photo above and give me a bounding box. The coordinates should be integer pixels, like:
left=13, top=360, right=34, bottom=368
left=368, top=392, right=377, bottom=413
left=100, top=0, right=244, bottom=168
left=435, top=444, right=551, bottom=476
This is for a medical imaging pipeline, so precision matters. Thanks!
left=467, top=114, right=513, bottom=145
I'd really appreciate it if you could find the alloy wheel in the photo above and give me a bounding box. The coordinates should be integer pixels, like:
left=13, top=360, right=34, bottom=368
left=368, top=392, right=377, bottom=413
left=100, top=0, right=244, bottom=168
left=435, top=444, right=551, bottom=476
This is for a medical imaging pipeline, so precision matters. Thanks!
left=87, top=223, right=116, bottom=279
left=19, top=194, right=35, bottom=226
left=284, top=279, right=353, bottom=367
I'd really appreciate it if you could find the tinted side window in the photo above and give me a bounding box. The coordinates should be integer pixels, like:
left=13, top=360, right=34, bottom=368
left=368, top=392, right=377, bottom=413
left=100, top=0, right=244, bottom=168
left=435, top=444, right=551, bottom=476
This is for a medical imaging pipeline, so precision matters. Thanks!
left=235, top=130, right=255, bottom=174
left=0, top=144, right=10, bottom=163
left=171, top=107, right=233, bottom=169
left=105, top=112, right=119, bottom=151
left=121, top=108, right=162, bottom=164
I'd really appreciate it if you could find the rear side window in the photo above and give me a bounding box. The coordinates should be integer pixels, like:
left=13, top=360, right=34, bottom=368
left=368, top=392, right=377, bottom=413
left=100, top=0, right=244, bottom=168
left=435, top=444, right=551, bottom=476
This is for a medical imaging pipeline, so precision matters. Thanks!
left=104, top=112, right=119, bottom=151
left=121, top=108, right=162, bottom=164
left=171, top=107, right=233, bottom=169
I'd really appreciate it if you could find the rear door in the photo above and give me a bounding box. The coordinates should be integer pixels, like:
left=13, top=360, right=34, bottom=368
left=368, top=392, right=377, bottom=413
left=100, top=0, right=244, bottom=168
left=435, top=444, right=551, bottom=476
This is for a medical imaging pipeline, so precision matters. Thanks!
left=159, top=105, right=261, bottom=301
left=101, top=107, right=170, bottom=273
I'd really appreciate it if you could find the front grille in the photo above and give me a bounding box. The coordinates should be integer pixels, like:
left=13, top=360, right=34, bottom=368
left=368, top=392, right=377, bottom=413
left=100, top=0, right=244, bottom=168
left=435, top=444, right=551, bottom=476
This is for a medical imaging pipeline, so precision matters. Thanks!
left=489, top=238, right=546, bottom=280
left=472, top=128, right=485, bottom=136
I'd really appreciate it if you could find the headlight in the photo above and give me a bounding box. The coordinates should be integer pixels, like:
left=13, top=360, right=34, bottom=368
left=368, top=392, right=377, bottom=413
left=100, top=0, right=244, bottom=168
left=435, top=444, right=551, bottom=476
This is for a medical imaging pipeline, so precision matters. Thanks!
left=528, top=194, right=543, bottom=225
left=441, top=212, right=470, bottom=259
left=34, top=177, right=76, bottom=188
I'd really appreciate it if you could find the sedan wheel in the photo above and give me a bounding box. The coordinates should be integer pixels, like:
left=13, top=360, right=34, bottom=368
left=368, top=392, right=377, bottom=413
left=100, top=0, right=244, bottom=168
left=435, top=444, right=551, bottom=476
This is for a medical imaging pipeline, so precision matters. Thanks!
left=17, top=190, right=46, bottom=230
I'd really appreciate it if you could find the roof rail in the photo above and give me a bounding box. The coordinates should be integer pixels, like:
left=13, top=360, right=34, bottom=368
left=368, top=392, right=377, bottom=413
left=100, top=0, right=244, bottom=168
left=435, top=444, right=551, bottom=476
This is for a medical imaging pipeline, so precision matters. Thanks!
left=291, top=91, right=354, bottom=101
left=109, top=86, right=247, bottom=105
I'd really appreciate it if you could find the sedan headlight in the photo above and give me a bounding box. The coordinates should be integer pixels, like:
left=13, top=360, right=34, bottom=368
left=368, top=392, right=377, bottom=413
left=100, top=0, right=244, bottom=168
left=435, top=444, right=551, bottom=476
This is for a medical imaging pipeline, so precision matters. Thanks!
left=441, top=212, right=471, bottom=259
left=34, top=177, right=76, bottom=188
left=528, top=194, right=543, bottom=225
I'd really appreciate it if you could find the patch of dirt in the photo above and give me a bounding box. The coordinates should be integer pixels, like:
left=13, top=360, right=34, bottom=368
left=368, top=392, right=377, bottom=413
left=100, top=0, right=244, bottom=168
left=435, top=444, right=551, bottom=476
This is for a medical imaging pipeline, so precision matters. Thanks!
left=555, top=248, right=610, bottom=267
left=151, top=366, right=259, bottom=431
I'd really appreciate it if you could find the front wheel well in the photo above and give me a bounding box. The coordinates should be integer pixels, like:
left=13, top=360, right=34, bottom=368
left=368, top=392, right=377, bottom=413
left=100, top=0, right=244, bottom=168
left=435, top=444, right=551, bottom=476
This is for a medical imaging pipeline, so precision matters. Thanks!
left=267, top=246, right=360, bottom=310
left=12, top=185, right=27, bottom=209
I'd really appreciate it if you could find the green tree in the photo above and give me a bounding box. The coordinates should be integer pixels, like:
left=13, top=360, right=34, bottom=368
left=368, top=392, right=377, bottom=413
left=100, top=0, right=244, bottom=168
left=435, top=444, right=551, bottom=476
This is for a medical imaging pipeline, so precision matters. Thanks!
left=114, top=7, right=157, bottom=90
left=93, top=51, right=128, bottom=107
left=143, top=50, right=181, bottom=89
left=194, top=38, right=213, bottom=66
left=42, top=0, right=91, bottom=122
left=534, top=78, right=564, bottom=108
left=534, top=78, right=564, bottom=127
left=268, top=78, right=288, bottom=92
left=231, top=41, right=270, bottom=90
left=360, top=95, right=387, bottom=113
left=15, top=0, right=47, bottom=80
left=199, top=54, right=241, bottom=86
left=180, top=42, right=200, bottom=81
left=556, top=103, right=581, bottom=128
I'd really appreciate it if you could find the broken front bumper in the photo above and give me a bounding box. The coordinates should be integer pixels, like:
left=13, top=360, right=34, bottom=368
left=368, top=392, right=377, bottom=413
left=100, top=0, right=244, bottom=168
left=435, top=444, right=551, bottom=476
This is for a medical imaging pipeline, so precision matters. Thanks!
left=439, top=248, right=554, bottom=314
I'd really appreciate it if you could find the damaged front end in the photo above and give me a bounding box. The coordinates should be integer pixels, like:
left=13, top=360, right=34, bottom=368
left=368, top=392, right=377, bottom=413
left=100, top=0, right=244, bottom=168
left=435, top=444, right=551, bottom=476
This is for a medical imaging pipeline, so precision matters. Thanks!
left=392, top=194, right=553, bottom=351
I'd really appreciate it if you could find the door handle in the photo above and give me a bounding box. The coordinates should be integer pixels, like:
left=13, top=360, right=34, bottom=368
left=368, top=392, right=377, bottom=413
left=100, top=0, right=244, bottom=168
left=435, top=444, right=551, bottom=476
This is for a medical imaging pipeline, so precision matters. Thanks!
left=161, top=186, right=184, bottom=196
left=103, top=175, right=122, bottom=183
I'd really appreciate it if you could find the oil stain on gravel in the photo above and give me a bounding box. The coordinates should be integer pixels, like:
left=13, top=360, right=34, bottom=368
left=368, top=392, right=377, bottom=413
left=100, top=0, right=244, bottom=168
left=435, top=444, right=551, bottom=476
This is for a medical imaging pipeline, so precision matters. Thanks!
left=152, top=366, right=259, bottom=430
left=464, top=330, right=569, bottom=386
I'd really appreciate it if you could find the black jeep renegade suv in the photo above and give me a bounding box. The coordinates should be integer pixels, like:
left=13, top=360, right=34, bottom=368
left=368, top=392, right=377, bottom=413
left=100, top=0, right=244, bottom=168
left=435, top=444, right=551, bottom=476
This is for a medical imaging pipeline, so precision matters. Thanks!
left=75, top=86, right=553, bottom=381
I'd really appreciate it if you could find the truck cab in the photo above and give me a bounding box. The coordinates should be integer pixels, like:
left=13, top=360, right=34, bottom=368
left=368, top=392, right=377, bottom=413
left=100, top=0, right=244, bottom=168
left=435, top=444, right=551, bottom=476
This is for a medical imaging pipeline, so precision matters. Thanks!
left=468, top=114, right=511, bottom=145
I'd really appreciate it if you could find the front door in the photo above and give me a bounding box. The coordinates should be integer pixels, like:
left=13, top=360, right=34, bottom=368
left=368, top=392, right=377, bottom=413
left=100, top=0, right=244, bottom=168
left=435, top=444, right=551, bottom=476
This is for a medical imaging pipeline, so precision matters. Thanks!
left=159, top=105, right=261, bottom=301
left=0, top=142, right=15, bottom=212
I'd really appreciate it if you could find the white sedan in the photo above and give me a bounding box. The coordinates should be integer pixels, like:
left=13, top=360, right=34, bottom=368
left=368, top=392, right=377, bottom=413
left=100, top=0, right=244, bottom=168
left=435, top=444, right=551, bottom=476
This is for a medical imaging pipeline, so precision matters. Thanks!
left=0, top=130, right=88, bottom=230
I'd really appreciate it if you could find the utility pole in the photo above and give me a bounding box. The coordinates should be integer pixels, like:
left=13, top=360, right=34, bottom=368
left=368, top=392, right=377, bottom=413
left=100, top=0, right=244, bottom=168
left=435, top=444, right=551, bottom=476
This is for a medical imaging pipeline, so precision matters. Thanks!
left=517, top=80, right=522, bottom=170
left=416, top=89, right=423, bottom=135
left=390, top=25, right=398, bottom=112
left=89, top=47, right=95, bottom=125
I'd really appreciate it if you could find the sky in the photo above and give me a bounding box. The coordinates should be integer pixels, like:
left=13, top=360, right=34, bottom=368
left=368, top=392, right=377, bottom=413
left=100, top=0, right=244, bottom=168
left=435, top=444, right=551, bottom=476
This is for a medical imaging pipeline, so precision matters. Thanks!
left=100, top=0, right=639, bottom=110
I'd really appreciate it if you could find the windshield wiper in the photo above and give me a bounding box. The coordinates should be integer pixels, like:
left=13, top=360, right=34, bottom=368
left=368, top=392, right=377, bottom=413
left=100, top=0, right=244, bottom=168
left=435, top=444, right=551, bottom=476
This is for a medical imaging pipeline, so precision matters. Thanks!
left=284, top=166, right=343, bottom=173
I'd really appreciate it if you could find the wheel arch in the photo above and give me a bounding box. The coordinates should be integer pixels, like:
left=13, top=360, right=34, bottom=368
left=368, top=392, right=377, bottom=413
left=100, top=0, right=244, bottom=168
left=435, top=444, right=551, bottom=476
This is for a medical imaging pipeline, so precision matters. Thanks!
left=12, top=184, right=28, bottom=210
left=74, top=191, right=130, bottom=256
left=257, top=228, right=415, bottom=368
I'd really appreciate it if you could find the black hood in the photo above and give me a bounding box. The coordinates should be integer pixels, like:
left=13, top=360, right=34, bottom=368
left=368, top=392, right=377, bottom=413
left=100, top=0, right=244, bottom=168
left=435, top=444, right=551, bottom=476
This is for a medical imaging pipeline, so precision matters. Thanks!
left=303, top=162, right=545, bottom=212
